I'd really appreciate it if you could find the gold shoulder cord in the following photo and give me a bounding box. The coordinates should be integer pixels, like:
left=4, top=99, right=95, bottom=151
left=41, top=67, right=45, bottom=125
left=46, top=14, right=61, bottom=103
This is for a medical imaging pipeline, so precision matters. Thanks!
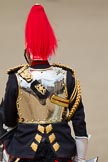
left=66, top=76, right=81, bottom=121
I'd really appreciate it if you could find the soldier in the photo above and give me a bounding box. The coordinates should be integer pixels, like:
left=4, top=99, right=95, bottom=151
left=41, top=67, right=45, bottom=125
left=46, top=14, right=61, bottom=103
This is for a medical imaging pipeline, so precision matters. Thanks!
left=1, top=4, right=88, bottom=162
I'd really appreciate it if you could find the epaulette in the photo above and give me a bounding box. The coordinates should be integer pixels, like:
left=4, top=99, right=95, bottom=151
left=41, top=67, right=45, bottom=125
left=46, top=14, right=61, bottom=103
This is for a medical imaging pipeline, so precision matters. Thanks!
left=6, top=64, right=27, bottom=74
left=17, top=64, right=33, bottom=83
left=7, top=64, right=33, bottom=83
left=52, top=63, right=75, bottom=76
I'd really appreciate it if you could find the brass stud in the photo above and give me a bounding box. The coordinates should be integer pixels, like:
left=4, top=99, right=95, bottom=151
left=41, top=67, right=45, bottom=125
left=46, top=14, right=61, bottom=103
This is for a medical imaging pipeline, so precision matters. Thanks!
left=53, top=142, right=60, bottom=152
left=38, top=125, right=45, bottom=134
left=46, top=124, right=53, bottom=134
left=35, top=134, right=42, bottom=143
left=49, top=133, right=56, bottom=143
left=30, top=142, right=38, bottom=152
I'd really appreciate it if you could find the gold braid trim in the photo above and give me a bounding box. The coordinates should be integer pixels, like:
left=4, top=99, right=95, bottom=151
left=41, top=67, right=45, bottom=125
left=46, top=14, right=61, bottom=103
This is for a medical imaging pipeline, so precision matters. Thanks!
left=66, top=78, right=81, bottom=121
left=50, top=95, right=69, bottom=108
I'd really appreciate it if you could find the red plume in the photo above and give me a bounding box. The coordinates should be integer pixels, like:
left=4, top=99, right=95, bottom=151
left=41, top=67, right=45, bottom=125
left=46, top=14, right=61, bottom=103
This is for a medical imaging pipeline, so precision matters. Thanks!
left=25, top=4, right=58, bottom=60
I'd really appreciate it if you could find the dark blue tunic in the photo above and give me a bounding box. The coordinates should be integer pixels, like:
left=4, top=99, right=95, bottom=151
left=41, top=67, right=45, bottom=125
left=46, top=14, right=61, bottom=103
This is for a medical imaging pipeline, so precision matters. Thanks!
left=2, top=63, right=88, bottom=160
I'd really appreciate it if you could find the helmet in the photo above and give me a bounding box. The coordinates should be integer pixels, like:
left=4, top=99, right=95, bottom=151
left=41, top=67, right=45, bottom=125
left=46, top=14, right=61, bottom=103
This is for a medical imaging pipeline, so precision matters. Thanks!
left=25, top=4, right=58, bottom=61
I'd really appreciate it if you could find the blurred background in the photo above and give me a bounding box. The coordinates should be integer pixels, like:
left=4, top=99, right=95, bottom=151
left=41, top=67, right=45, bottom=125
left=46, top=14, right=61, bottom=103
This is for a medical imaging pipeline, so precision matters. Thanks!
left=0, top=0, right=108, bottom=161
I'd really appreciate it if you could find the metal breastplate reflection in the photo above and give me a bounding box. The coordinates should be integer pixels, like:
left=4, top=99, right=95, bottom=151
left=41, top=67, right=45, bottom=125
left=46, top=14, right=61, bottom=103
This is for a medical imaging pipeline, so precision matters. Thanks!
left=16, top=67, right=67, bottom=124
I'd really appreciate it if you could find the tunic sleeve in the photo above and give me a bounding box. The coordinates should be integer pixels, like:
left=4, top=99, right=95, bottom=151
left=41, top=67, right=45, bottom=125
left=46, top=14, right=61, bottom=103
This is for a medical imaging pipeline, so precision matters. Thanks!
left=3, top=74, right=18, bottom=127
left=67, top=70, right=88, bottom=137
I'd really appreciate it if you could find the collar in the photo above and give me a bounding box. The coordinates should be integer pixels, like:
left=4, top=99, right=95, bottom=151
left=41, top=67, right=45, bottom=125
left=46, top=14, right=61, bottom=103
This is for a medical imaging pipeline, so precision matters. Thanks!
left=30, top=60, right=51, bottom=69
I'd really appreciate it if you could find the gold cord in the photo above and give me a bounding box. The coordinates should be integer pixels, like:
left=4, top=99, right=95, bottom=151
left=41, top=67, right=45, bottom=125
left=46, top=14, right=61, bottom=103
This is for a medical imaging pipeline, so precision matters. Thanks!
left=66, top=79, right=81, bottom=121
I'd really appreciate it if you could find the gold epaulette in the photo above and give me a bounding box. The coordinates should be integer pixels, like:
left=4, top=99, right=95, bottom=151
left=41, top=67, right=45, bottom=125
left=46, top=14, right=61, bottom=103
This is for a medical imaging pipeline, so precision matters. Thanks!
left=6, top=64, right=27, bottom=74
left=52, top=63, right=75, bottom=76
left=7, top=64, right=33, bottom=82
left=17, top=64, right=33, bottom=82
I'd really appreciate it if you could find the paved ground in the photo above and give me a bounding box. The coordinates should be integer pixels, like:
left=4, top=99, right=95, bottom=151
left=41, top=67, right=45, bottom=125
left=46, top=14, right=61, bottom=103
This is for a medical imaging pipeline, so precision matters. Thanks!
left=0, top=0, right=108, bottom=162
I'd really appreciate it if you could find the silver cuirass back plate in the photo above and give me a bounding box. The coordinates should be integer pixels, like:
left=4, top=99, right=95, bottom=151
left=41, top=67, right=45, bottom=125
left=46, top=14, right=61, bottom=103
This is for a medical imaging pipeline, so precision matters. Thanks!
left=16, top=66, right=68, bottom=124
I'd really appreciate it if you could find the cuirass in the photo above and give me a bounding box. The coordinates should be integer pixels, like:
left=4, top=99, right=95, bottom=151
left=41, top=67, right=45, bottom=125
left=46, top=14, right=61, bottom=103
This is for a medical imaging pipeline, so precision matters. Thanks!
left=16, top=66, right=68, bottom=124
